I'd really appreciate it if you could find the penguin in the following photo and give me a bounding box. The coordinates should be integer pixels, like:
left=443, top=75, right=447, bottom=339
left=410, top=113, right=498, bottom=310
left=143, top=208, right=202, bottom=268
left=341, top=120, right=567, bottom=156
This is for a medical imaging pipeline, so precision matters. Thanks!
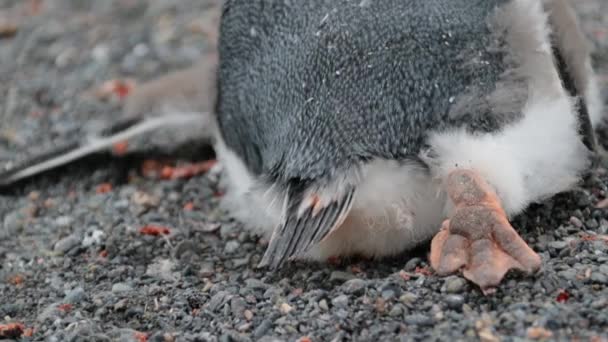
left=1, top=0, right=604, bottom=293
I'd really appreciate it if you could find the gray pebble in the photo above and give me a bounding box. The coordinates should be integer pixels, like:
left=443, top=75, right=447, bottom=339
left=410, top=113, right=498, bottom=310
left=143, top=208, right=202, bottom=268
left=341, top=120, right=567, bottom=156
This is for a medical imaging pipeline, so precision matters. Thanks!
left=331, top=295, right=349, bottom=308
left=590, top=272, right=608, bottom=284
left=444, top=294, right=464, bottom=310
left=400, top=292, right=418, bottom=305
left=319, top=299, right=329, bottom=311
left=549, top=241, right=568, bottom=250
left=444, top=277, right=467, bottom=293
left=341, top=279, right=366, bottom=295
left=404, top=258, right=421, bottom=271
left=245, top=278, right=270, bottom=290
left=224, top=240, right=240, bottom=254
left=64, top=287, right=86, bottom=304
left=54, top=234, right=81, bottom=254
left=111, top=283, right=133, bottom=293
left=404, top=314, right=434, bottom=326
left=253, top=319, right=273, bottom=338
left=389, top=305, right=403, bottom=317
left=330, top=271, right=356, bottom=283
left=54, top=215, right=74, bottom=228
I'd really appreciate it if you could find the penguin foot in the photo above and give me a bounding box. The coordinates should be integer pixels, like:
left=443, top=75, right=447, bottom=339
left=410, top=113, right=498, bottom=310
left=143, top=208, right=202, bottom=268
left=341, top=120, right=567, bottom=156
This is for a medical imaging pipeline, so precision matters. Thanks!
left=429, top=169, right=542, bottom=294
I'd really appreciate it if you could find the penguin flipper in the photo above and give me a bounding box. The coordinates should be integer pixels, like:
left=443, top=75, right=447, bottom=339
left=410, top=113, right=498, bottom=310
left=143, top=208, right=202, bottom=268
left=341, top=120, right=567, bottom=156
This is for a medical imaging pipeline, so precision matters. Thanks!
left=0, top=113, right=207, bottom=187
left=258, top=185, right=356, bottom=270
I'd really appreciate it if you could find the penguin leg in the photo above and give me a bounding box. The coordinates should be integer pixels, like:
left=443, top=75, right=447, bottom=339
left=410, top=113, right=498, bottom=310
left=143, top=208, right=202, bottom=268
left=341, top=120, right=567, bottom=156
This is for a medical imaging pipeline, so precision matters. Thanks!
left=429, top=169, right=541, bottom=294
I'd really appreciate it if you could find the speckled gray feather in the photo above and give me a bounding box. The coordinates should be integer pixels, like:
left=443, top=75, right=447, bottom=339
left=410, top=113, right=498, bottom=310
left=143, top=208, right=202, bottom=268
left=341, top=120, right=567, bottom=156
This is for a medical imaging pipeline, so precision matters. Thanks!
left=216, top=0, right=515, bottom=185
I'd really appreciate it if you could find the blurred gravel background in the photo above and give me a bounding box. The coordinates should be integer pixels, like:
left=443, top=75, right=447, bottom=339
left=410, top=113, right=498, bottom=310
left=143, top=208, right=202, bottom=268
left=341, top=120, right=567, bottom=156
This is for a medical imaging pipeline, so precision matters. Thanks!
left=0, top=0, right=607, bottom=341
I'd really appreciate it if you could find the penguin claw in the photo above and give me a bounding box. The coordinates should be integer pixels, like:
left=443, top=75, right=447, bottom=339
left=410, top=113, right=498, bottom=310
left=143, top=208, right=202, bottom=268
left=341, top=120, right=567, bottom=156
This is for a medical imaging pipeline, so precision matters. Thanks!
left=429, top=169, right=542, bottom=294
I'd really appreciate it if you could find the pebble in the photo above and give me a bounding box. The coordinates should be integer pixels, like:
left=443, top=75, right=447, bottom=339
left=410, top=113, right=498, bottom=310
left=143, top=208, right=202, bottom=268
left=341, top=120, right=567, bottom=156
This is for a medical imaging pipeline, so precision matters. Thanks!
left=330, top=271, right=355, bottom=283
left=245, top=278, right=270, bottom=290
left=64, top=287, right=86, bottom=304
left=54, top=234, right=81, bottom=254
left=253, top=319, right=273, bottom=338
left=569, top=216, right=584, bottom=228
left=54, top=216, right=74, bottom=228
left=404, top=314, right=434, bottom=326
left=590, top=272, right=608, bottom=284
left=331, top=295, right=349, bottom=308
left=279, top=303, right=293, bottom=315
left=549, top=241, right=568, bottom=250
left=111, top=283, right=133, bottom=293
left=444, top=294, right=464, bottom=310
left=389, top=305, right=403, bottom=317
left=444, top=277, right=467, bottom=293
left=224, top=240, right=240, bottom=254
left=341, top=279, right=366, bottom=295
left=400, top=292, right=418, bottom=305
left=404, top=258, right=421, bottom=271
left=318, top=299, right=329, bottom=311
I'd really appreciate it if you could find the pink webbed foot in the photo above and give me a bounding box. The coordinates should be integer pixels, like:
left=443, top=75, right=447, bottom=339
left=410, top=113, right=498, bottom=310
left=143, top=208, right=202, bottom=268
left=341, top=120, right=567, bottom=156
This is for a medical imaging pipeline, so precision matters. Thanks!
left=429, top=169, right=542, bottom=294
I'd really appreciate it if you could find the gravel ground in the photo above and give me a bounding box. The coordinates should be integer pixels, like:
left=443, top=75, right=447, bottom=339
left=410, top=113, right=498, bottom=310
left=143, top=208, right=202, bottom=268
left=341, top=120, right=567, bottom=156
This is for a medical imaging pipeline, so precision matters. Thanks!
left=1, top=1, right=607, bottom=341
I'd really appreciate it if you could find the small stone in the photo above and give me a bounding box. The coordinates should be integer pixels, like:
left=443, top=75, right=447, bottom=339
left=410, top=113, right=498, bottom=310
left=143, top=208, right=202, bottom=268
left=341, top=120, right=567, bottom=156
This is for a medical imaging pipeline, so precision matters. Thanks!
left=244, top=309, right=254, bottom=321
left=341, top=279, right=366, bottom=295
left=444, top=294, right=464, bottom=310
left=208, top=291, right=231, bottom=312
left=279, top=302, right=293, bottom=315
left=330, top=271, right=355, bottom=283
left=54, top=216, right=74, bottom=228
left=131, top=191, right=160, bottom=207
left=445, top=277, right=467, bottom=293
left=253, top=319, right=273, bottom=338
left=114, top=299, right=128, bottom=311
left=586, top=219, right=599, bottom=229
left=569, top=216, right=583, bottom=228
left=404, top=258, right=421, bottom=271
left=245, top=278, right=270, bottom=290
left=64, top=287, right=86, bottom=304
left=331, top=295, right=349, bottom=308
left=590, top=272, right=608, bottom=284
left=382, top=289, right=396, bottom=300
left=82, top=229, right=105, bottom=247
left=404, top=314, right=434, bottom=326
left=389, top=305, right=403, bottom=317
left=527, top=326, right=553, bottom=340
left=318, top=299, right=329, bottom=311
left=224, top=240, right=240, bottom=254
left=548, top=241, right=568, bottom=250
left=400, top=292, right=418, bottom=305
left=54, top=234, right=81, bottom=254
left=112, top=283, right=133, bottom=293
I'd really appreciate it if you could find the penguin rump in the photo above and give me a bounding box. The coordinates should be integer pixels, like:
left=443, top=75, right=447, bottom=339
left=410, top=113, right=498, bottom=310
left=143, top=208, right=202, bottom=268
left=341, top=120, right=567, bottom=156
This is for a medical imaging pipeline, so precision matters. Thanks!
left=1, top=0, right=604, bottom=293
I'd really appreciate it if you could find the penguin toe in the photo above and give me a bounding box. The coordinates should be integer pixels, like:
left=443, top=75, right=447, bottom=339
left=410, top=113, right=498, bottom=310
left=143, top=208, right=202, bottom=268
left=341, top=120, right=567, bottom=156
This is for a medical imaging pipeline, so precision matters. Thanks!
left=430, top=169, right=542, bottom=294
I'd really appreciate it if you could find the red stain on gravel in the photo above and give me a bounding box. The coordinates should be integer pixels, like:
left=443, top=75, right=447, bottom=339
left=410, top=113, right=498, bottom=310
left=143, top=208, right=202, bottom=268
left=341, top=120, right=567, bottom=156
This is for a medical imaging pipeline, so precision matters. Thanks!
left=0, top=323, right=25, bottom=339
left=183, top=202, right=195, bottom=211
left=141, top=159, right=216, bottom=180
left=414, top=266, right=433, bottom=276
left=160, top=160, right=217, bottom=180
left=556, top=290, right=570, bottom=303
left=96, top=183, right=113, bottom=194
left=9, top=274, right=24, bottom=285
left=58, top=304, right=73, bottom=312
left=140, top=225, right=171, bottom=236
left=133, top=331, right=148, bottom=342
left=112, top=141, right=129, bottom=155
left=399, top=270, right=412, bottom=281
